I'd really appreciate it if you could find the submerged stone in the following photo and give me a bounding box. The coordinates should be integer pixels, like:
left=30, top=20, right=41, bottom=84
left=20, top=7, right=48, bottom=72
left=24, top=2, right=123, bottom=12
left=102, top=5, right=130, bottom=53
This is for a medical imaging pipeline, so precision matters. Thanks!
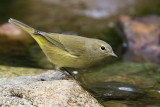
left=103, top=100, right=145, bottom=107
left=119, top=15, right=160, bottom=63
left=88, top=81, right=144, bottom=100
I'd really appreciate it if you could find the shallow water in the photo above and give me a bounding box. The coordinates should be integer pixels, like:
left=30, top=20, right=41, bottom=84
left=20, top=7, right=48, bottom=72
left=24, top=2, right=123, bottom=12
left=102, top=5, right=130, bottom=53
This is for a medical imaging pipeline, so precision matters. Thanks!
left=78, top=62, right=160, bottom=107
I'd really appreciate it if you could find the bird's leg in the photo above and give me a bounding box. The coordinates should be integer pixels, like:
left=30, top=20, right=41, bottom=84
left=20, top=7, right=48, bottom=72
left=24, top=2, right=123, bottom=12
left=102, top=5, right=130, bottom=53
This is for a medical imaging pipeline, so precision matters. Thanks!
left=55, top=65, right=77, bottom=80
left=62, top=67, right=77, bottom=80
left=62, top=68, right=81, bottom=85
left=55, top=66, right=70, bottom=79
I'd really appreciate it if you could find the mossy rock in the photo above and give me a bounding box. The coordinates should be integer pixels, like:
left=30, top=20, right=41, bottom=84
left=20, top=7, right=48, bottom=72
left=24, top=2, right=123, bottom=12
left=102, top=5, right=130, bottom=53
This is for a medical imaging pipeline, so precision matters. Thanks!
left=0, top=65, right=46, bottom=78
left=79, top=62, right=160, bottom=88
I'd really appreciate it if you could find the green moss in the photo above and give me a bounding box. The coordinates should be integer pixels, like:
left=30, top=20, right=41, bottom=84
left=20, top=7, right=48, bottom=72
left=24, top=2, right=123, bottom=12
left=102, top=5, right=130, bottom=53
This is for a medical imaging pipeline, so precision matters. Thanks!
left=0, top=65, right=46, bottom=78
left=79, top=62, right=159, bottom=84
left=132, top=0, right=160, bottom=16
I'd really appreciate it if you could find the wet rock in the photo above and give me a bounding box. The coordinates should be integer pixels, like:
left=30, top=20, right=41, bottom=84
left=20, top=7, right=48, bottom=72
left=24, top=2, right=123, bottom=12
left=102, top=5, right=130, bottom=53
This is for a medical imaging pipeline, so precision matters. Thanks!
left=119, top=15, right=160, bottom=63
left=103, top=100, right=145, bottom=107
left=146, top=89, right=160, bottom=99
left=0, top=23, right=34, bottom=53
left=88, top=82, right=144, bottom=100
left=0, top=70, right=102, bottom=107
left=103, top=101, right=129, bottom=107
left=79, top=62, right=160, bottom=100
left=79, top=62, right=160, bottom=106
left=80, top=62, right=158, bottom=85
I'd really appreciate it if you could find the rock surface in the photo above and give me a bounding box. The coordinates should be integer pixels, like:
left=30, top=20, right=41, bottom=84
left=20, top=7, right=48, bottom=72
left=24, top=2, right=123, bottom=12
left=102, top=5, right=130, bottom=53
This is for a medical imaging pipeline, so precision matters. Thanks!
left=0, top=70, right=102, bottom=107
left=103, top=100, right=145, bottom=107
left=119, top=16, right=160, bottom=63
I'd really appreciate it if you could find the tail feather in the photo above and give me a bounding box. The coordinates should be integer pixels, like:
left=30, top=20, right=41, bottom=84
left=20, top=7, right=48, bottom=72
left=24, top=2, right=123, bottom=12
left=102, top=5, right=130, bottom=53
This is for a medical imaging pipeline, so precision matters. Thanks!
left=8, top=18, right=35, bottom=34
left=8, top=18, right=49, bottom=48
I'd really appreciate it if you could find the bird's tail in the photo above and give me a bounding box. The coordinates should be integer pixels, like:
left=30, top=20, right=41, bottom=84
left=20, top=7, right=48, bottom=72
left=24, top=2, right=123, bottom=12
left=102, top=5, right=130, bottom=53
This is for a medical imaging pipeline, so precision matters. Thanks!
left=9, top=18, right=50, bottom=48
left=8, top=18, right=35, bottom=34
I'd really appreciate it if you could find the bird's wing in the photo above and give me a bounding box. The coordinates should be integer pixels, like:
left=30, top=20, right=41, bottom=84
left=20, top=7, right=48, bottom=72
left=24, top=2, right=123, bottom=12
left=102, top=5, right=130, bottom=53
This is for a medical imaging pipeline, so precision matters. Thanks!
left=40, top=32, right=87, bottom=57
left=59, top=34, right=87, bottom=56
left=40, top=32, right=69, bottom=52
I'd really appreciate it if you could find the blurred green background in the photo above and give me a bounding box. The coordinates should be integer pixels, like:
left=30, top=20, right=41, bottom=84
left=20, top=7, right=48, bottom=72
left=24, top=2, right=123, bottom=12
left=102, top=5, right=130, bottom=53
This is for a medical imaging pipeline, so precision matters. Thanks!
left=0, top=0, right=160, bottom=107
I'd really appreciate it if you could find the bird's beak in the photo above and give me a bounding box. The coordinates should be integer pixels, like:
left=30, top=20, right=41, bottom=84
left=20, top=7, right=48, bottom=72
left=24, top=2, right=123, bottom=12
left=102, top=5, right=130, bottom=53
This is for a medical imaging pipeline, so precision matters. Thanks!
left=110, top=52, right=118, bottom=57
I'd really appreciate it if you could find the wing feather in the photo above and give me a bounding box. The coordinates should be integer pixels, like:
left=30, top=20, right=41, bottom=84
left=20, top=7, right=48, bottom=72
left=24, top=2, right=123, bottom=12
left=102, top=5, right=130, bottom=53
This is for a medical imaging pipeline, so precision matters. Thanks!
left=39, top=32, right=87, bottom=57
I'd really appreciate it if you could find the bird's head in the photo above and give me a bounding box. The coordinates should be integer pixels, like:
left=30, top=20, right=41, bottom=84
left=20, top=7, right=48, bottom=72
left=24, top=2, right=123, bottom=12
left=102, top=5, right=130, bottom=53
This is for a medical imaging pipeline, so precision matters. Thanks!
left=88, top=39, right=117, bottom=59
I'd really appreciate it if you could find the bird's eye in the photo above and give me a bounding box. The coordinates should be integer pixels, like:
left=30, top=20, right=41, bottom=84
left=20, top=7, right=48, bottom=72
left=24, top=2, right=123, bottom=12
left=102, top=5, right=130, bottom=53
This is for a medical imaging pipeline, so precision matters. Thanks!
left=101, top=46, right=105, bottom=50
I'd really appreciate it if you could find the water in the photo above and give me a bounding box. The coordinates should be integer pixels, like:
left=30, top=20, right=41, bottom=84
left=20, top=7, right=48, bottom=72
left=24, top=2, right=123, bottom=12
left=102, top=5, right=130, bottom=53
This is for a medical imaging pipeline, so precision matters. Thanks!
left=78, top=62, right=160, bottom=106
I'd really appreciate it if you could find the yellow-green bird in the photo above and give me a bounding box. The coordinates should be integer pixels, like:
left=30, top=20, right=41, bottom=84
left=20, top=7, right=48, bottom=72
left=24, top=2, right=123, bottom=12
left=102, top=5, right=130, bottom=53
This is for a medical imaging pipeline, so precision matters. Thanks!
left=9, top=18, right=117, bottom=70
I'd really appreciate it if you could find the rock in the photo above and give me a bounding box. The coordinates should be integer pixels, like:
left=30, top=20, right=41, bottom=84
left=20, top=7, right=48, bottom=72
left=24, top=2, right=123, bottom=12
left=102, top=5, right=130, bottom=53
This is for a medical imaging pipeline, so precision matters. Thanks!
left=79, top=62, right=159, bottom=85
left=119, top=15, right=160, bottom=63
left=89, top=82, right=144, bottom=100
left=102, top=100, right=145, bottom=107
left=0, top=23, right=34, bottom=53
left=0, top=70, right=102, bottom=107
left=103, top=101, right=129, bottom=107
left=146, top=89, right=160, bottom=99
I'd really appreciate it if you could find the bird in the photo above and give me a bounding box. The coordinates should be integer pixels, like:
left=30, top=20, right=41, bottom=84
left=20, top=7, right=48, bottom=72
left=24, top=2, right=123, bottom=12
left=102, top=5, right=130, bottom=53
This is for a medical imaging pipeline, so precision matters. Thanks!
left=9, top=18, right=117, bottom=73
